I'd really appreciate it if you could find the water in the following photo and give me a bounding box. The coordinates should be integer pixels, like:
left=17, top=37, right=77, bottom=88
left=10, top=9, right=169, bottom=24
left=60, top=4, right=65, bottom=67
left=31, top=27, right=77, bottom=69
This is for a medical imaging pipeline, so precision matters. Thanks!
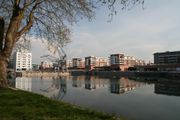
left=11, top=76, right=180, bottom=120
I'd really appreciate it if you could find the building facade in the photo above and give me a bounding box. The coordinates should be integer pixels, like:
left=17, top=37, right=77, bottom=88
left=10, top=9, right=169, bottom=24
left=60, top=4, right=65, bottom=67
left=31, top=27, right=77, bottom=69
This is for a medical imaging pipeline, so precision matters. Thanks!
left=72, top=58, right=85, bottom=69
left=96, top=57, right=109, bottom=67
left=85, top=56, right=97, bottom=70
left=110, top=54, right=145, bottom=71
left=154, top=51, right=180, bottom=64
left=66, top=60, right=73, bottom=68
left=110, top=54, right=135, bottom=71
left=14, top=50, right=32, bottom=72
left=85, top=56, right=109, bottom=70
left=39, top=61, right=53, bottom=70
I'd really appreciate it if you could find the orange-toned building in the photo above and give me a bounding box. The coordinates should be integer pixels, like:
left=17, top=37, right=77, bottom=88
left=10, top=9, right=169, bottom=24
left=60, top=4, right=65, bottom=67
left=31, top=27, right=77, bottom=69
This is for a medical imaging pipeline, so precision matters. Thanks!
left=110, top=54, right=145, bottom=71
left=72, top=58, right=85, bottom=69
left=85, top=56, right=109, bottom=70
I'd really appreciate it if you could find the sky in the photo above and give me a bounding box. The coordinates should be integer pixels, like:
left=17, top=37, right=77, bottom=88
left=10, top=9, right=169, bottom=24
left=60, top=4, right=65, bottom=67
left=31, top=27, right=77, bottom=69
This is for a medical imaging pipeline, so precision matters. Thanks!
left=31, top=0, right=180, bottom=64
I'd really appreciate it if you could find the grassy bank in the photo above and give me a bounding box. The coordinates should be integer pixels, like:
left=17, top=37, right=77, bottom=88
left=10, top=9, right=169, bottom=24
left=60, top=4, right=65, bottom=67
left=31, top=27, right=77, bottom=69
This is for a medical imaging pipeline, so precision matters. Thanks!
left=0, top=88, right=123, bottom=120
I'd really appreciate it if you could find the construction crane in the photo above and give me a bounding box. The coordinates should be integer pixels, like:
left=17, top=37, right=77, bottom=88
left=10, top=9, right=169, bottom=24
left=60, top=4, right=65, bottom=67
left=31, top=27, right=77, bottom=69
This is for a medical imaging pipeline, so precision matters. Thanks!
left=40, top=54, right=59, bottom=71
left=40, top=55, right=58, bottom=62
left=40, top=45, right=68, bottom=72
left=56, top=45, right=67, bottom=72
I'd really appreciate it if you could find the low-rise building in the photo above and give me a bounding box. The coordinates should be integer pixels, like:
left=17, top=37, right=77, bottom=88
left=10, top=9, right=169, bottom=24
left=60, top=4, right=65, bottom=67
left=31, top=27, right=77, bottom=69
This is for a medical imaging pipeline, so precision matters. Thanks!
left=85, top=56, right=97, bottom=70
left=110, top=54, right=146, bottom=71
left=39, top=61, right=53, bottom=70
left=96, top=57, right=109, bottom=67
left=66, top=60, right=73, bottom=68
left=72, top=58, right=85, bottom=69
left=85, top=56, right=109, bottom=70
left=154, top=51, right=180, bottom=64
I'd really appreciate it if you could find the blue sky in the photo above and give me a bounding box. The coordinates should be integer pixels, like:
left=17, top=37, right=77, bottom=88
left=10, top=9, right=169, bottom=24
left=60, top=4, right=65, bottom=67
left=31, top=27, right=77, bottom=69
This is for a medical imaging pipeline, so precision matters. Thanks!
left=32, top=0, right=180, bottom=64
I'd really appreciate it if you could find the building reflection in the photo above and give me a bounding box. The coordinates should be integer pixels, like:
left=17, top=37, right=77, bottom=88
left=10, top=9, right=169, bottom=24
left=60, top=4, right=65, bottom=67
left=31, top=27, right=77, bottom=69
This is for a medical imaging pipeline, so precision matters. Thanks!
left=110, top=77, right=142, bottom=94
left=72, top=76, right=84, bottom=87
left=71, top=76, right=142, bottom=93
left=41, top=76, right=67, bottom=100
left=71, top=76, right=107, bottom=90
left=84, top=76, right=107, bottom=90
left=154, top=82, right=180, bottom=96
left=15, top=77, right=32, bottom=92
left=85, top=76, right=96, bottom=90
left=15, top=76, right=68, bottom=100
left=15, top=76, right=159, bottom=97
left=58, top=76, right=67, bottom=99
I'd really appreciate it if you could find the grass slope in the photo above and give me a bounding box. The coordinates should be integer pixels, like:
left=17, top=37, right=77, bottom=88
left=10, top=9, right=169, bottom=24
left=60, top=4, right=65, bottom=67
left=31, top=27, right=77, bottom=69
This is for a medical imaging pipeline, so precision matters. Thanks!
left=0, top=88, right=122, bottom=120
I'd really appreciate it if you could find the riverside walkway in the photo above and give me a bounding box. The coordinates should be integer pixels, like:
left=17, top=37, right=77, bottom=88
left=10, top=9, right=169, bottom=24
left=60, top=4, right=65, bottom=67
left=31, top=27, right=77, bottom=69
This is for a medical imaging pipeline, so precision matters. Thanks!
left=16, top=71, right=70, bottom=77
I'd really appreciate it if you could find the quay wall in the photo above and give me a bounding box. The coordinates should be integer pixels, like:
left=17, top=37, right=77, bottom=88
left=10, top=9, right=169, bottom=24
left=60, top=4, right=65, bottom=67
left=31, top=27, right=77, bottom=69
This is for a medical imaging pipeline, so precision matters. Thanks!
left=14, top=70, right=180, bottom=79
left=70, top=70, right=180, bottom=79
left=16, top=71, right=70, bottom=77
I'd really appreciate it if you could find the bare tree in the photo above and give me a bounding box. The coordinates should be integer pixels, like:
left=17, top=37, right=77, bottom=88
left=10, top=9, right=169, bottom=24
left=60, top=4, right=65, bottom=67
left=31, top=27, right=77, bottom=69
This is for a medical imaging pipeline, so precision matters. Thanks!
left=0, top=0, right=144, bottom=87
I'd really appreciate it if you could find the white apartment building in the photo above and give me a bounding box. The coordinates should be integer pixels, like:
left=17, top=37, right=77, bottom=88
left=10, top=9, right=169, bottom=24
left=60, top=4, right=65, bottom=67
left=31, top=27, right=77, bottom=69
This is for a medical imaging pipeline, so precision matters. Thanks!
left=14, top=50, right=32, bottom=72
left=96, top=57, right=109, bottom=67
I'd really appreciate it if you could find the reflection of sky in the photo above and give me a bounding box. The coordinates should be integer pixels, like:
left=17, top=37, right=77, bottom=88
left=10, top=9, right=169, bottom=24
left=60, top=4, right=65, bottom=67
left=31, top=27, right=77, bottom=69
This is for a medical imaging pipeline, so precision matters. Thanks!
left=14, top=76, right=180, bottom=120
left=31, top=0, right=180, bottom=64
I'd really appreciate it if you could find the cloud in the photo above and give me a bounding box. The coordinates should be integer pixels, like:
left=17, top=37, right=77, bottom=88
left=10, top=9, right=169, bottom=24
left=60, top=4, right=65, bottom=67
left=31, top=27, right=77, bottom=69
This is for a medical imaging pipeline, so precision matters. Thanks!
left=66, top=0, right=180, bottom=62
left=30, top=0, right=180, bottom=64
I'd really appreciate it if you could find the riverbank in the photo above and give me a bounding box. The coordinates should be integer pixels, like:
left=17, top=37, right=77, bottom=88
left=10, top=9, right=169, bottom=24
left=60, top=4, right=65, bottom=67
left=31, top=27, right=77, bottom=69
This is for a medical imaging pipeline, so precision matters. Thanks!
left=12, top=69, right=180, bottom=79
left=0, top=88, right=123, bottom=120
left=70, top=70, right=180, bottom=79
left=16, top=71, right=70, bottom=77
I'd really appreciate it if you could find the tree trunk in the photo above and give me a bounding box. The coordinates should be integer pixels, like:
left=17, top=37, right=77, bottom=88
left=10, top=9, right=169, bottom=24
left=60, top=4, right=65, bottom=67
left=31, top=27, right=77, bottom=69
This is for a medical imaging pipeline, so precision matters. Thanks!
left=0, top=17, right=8, bottom=88
left=0, top=17, right=4, bottom=51
left=0, top=56, right=8, bottom=88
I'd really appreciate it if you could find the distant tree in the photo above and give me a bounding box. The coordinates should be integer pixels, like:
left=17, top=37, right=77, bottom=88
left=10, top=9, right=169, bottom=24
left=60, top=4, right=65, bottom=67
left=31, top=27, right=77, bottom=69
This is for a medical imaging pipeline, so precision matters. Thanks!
left=0, top=0, right=144, bottom=87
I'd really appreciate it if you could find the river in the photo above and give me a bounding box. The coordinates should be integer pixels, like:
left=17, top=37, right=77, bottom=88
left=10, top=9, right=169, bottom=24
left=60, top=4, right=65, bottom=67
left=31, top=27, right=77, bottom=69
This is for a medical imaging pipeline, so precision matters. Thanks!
left=10, top=76, right=180, bottom=120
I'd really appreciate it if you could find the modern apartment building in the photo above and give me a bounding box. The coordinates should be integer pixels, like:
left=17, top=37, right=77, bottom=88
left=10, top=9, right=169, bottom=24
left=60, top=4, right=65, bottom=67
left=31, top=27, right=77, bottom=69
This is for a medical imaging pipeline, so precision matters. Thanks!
left=110, top=54, right=145, bottom=71
left=110, top=54, right=131, bottom=71
left=14, top=50, right=32, bottom=72
left=154, top=51, right=180, bottom=64
left=96, top=57, right=109, bottom=67
left=66, top=60, right=73, bottom=68
left=85, top=56, right=97, bottom=70
left=85, top=56, right=109, bottom=70
left=72, top=58, right=85, bottom=69
left=110, top=54, right=125, bottom=65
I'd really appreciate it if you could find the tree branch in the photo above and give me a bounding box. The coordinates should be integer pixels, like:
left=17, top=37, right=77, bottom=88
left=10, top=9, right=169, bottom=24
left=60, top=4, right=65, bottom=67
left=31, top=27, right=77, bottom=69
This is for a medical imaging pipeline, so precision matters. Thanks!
left=16, top=1, right=42, bottom=40
left=23, top=0, right=36, bottom=9
left=16, top=12, right=33, bottom=40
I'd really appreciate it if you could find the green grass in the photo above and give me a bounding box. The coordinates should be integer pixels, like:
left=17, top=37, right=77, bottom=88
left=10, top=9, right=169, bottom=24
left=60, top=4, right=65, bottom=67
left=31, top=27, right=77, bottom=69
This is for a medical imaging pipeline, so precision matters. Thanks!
left=0, top=88, right=124, bottom=120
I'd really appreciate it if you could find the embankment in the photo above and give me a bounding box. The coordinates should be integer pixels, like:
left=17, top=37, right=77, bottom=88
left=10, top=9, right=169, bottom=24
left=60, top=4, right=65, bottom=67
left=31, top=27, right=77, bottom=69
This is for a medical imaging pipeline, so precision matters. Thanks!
left=70, top=70, right=180, bottom=79
left=16, top=71, right=70, bottom=77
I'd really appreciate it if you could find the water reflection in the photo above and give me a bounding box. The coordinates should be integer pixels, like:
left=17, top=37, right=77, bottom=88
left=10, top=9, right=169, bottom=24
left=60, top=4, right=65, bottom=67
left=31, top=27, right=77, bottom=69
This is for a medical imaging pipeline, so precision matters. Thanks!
left=84, top=76, right=106, bottom=90
left=14, top=76, right=180, bottom=97
left=12, top=76, right=180, bottom=120
left=109, top=77, right=143, bottom=94
left=71, top=76, right=108, bottom=90
left=155, top=82, right=180, bottom=96
left=72, top=76, right=83, bottom=88
left=16, top=77, right=32, bottom=91
left=39, top=76, right=67, bottom=100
